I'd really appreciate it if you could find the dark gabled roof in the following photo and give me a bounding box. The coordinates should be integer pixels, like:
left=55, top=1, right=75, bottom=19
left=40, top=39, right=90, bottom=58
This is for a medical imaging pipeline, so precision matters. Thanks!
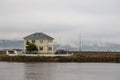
left=23, top=33, right=54, bottom=40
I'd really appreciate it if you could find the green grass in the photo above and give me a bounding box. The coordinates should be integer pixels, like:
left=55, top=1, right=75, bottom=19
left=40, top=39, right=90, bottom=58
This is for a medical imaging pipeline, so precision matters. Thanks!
left=75, top=54, right=86, bottom=58
left=114, top=54, right=120, bottom=57
left=0, top=54, right=8, bottom=57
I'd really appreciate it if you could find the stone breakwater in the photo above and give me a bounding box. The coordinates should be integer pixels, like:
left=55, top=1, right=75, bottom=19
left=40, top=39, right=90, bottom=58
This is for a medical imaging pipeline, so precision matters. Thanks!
left=0, top=51, right=120, bottom=63
left=0, top=56, right=120, bottom=63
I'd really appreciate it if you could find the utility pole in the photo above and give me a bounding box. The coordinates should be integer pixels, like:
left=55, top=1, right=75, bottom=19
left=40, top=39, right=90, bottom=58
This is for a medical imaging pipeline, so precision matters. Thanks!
left=79, top=32, right=82, bottom=52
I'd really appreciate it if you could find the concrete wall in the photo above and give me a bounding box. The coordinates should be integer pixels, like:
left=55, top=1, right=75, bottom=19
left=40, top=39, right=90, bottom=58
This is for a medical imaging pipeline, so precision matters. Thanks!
left=21, top=53, right=73, bottom=57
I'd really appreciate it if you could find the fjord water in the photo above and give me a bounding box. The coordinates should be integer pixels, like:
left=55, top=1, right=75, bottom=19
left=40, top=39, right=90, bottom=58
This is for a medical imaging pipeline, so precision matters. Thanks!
left=0, top=62, right=120, bottom=80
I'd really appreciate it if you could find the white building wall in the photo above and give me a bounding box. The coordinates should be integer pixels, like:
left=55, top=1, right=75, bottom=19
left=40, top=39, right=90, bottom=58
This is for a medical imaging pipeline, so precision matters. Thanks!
left=24, top=39, right=56, bottom=54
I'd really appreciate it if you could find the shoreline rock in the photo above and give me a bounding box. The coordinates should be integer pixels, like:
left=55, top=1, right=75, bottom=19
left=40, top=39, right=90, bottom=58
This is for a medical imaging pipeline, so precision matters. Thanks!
left=0, top=56, right=120, bottom=63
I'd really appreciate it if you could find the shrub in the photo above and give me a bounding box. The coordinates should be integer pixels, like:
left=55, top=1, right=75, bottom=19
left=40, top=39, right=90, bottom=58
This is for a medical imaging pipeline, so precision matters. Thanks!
left=54, top=51, right=58, bottom=54
left=26, top=41, right=38, bottom=52
left=114, top=54, right=120, bottom=57
left=76, top=54, right=86, bottom=58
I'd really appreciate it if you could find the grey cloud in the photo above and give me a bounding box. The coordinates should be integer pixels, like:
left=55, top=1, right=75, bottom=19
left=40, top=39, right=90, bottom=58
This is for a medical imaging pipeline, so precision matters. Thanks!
left=0, top=0, right=120, bottom=45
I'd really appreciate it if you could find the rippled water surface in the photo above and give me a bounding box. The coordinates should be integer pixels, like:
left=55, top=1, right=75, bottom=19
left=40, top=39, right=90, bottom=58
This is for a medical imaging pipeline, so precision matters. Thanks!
left=0, top=62, right=120, bottom=80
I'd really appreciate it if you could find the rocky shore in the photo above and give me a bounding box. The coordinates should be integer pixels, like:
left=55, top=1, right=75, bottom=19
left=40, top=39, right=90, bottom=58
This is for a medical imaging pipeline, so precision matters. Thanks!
left=0, top=51, right=120, bottom=63
left=0, top=55, right=120, bottom=63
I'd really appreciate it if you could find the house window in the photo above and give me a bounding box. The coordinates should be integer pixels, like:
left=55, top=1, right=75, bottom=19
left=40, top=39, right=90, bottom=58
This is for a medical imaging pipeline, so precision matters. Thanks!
left=32, top=40, right=35, bottom=43
left=39, top=46, right=43, bottom=50
left=40, top=39, right=43, bottom=43
left=48, top=47, right=52, bottom=51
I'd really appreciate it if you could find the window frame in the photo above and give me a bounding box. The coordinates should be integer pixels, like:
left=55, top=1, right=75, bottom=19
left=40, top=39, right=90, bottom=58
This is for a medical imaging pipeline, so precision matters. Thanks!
left=40, top=39, right=43, bottom=43
left=48, top=47, right=52, bottom=51
left=32, top=40, right=35, bottom=43
left=39, top=46, right=43, bottom=50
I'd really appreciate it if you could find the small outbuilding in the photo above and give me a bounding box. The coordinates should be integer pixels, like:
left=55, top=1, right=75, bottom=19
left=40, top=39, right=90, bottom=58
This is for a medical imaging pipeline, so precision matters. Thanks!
left=6, top=49, right=23, bottom=56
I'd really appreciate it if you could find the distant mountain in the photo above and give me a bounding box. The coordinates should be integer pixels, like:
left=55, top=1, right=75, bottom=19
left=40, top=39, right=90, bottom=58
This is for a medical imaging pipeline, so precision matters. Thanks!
left=0, top=40, right=24, bottom=50
left=82, top=41, right=120, bottom=51
left=0, top=40, right=120, bottom=51
left=57, top=41, right=120, bottom=51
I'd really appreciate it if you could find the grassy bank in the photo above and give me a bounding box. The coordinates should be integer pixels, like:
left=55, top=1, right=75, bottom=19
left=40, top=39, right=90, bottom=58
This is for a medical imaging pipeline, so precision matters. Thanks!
left=0, top=53, right=120, bottom=63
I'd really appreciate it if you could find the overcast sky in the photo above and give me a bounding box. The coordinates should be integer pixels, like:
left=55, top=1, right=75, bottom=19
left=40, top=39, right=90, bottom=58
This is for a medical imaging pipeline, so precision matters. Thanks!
left=0, top=0, right=120, bottom=45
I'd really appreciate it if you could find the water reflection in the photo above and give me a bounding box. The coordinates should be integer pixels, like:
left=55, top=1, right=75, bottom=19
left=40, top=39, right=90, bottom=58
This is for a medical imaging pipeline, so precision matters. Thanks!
left=0, top=62, right=120, bottom=80
left=0, top=62, right=25, bottom=80
left=24, top=63, right=54, bottom=80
